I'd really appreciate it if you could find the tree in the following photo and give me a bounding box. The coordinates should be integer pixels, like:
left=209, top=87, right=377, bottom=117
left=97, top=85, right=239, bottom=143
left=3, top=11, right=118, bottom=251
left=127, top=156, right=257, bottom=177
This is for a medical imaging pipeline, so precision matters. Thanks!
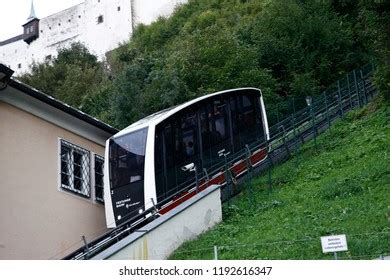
left=19, top=0, right=388, bottom=129
left=19, top=42, right=109, bottom=110
left=107, top=0, right=372, bottom=127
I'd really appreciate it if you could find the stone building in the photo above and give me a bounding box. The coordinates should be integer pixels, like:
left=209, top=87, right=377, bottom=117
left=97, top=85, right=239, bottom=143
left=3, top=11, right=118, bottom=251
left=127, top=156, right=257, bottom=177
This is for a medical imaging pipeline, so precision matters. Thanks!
left=0, top=0, right=187, bottom=75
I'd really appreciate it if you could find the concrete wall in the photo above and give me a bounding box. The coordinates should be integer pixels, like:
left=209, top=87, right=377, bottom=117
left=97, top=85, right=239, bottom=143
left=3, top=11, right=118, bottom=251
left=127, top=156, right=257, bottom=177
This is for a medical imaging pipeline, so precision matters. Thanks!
left=0, top=101, right=108, bottom=259
left=93, top=185, right=222, bottom=260
left=0, top=0, right=188, bottom=75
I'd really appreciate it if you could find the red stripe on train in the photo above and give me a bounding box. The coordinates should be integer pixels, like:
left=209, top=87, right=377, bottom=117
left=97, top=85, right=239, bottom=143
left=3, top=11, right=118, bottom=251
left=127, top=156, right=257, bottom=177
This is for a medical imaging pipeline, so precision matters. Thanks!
left=159, top=147, right=267, bottom=215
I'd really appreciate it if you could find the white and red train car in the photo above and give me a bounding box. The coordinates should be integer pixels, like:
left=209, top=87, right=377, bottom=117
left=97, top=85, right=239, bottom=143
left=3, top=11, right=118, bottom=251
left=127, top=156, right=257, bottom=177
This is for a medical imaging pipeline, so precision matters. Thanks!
left=104, top=88, right=269, bottom=228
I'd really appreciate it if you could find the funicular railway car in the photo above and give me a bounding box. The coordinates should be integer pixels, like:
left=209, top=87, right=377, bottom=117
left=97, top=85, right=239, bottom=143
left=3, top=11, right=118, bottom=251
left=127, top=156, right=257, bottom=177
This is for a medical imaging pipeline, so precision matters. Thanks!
left=104, top=88, right=269, bottom=228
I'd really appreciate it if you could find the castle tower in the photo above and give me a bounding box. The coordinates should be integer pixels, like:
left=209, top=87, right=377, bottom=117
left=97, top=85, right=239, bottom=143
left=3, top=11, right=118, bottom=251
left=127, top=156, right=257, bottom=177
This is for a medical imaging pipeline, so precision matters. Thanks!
left=22, top=0, right=39, bottom=44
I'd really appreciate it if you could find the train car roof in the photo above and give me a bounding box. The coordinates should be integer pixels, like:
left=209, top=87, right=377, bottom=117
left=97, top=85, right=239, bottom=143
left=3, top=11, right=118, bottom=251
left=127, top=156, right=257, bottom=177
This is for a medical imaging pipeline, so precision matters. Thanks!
left=113, top=87, right=261, bottom=138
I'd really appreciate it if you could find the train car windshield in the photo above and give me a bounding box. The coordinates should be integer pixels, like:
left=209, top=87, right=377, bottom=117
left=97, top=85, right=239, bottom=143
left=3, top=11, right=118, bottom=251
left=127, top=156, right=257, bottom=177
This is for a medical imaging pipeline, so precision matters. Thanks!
left=109, top=128, right=148, bottom=189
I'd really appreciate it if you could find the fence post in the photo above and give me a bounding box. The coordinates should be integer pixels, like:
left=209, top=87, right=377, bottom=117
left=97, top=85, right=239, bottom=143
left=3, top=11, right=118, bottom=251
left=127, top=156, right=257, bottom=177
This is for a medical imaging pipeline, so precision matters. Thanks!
left=267, top=147, right=273, bottom=192
left=280, top=125, right=290, bottom=157
left=310, top=105, right=318, bottom=150
left=360, top=70, right=368, bottom=104
left=203, top=168, right=209, bottom=188
left=220, top=151, right=233, bottom=203
left=292, top=97, right=296, bottom=116
left=324, top=91, right=330, bottom=129
left=82, top=235, right=89, bottom=260
left=245, top=145, right=254, bottom=207
left=194, top=166, right=199, bottom=193
left=245, top=144, right=253, bottom=180
left=151, top=198, right=158, bottom=216
left=300, top=119, right=305, bottom=144
left=292, top=113, right=300, bottom=169
left=353, top=70, right=361, bottom=108
left=347, top=73, right=353, bottom=108
left=214, top=246, right=218, bottom=260
left=337, top=81, right=344, bottom=117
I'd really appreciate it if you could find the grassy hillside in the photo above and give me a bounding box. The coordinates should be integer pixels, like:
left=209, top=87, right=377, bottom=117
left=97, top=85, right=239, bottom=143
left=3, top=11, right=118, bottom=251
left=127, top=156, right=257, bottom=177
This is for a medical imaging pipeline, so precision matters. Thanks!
left=170, top=98, right=390, bottom=260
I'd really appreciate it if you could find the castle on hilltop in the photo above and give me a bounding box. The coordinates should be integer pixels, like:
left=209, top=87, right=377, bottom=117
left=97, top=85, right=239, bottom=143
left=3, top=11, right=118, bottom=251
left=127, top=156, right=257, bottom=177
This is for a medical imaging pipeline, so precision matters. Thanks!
left=0, top=0, right=187, bottom=75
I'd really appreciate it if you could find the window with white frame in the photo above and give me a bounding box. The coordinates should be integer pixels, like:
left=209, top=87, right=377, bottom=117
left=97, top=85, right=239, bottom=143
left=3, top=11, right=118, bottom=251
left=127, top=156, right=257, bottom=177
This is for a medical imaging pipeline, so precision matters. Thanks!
left=94, top=155, right=104, bottom=203
left=60, top=139, right=91, bottom=198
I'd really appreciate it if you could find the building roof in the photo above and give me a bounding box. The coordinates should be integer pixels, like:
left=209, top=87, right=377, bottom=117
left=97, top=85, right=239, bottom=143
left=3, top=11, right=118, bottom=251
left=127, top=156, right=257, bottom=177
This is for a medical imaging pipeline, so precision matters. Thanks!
left=0, top=63, right=118, bottom=135
left=115, top=87, right=262, bottom=138
left=0, top=35, right=23, bottom=46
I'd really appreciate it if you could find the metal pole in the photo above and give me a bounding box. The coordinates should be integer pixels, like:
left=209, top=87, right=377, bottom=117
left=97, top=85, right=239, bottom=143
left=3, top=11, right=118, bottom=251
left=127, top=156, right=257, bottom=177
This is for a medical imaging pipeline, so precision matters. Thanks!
left=281, top=125, right=290, bottom=157
left=336, top=94, right=342, bottom=119
left=82, top=235, right=89, bottom=259
left=334, top=252, right=338, bottom=260
left=324, top=91, right=330, bottom=129
left=222, top=152, right=232, bottom=201
left=203, top=168, right=209, bottom=188
left=151, top=198, right=158, bottom=215
left=353, top=70, right=361, bottom=108
left=214, top=246, right=218, bottom=260
left=360, top=70, right=368, bottom=104
left=347, top=73, right=352, bottom=108
left=245, top=144, right=254, bottom=207
left=194, top=166, right=199, bottom=193
left=268, top=161, right=272, bottom=192
left=267, top=145, right=273, bottom=192
left=292, top=97, right=296, bottom=115
left=292, top=113, right=296, bottom=139
left=292, top=113, right=300, bottom=169
left=337, top=81, right=344, bottom=117
left=310, top=106, right=317, bottom=150
left=245, top=144, right=252, bottom=180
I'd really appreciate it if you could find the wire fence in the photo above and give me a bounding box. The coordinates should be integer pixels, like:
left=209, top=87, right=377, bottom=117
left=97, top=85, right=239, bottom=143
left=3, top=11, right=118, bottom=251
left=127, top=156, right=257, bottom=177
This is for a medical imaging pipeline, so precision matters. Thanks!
left=218, top=64, right=377, bottom=202
left=265, top=64, right=375, bottom=126
left=171, top=231, right=390, bottom=260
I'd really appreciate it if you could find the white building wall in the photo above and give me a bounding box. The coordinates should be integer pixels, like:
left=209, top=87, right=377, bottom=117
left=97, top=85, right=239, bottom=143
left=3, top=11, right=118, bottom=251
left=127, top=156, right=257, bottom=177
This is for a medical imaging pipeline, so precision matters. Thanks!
left=0, top=0, right=188, bottom=76
left=133, top=0, right=187, bottom=25
left=82, top=0, right=133, bottom=58
left=0, top=40, right=30, bottom=74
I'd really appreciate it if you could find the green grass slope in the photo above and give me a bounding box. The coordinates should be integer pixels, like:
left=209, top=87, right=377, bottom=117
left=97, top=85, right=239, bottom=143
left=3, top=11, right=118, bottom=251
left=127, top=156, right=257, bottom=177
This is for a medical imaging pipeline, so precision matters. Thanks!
left=170, top=98, right=390, bottom=260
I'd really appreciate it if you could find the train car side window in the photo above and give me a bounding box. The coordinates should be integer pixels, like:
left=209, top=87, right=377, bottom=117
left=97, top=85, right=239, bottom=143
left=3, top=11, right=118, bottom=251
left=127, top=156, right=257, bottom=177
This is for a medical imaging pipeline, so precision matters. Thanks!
left=163, top=122, right=177, bottom=194
left=229, top=95, right=241, bottom=152
left=212, top=98, right=229, bottom=142
left=200, top=97, right=232, bottom=169
left=181, top=110, right=198, bottom=159
left=241, top=94, right=255, bottom=128
left=154, top=129, right=166, bottom=200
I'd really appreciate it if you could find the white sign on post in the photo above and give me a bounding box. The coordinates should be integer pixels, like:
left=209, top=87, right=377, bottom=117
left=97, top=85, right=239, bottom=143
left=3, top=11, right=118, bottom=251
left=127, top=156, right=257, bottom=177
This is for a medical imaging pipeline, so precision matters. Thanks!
left=321, top=234, right=348, bottom=253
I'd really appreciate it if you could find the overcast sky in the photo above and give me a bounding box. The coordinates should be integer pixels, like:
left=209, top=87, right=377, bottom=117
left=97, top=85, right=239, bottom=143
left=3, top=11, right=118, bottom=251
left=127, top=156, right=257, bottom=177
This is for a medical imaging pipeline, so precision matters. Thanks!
left=0, top=0, right=83, bottom=41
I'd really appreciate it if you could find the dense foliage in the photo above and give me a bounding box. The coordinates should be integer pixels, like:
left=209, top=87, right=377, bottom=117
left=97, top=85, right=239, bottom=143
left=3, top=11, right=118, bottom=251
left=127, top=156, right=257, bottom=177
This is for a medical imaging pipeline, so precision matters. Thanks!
left=19, top=42, right=109, bottom=111
left=170, top=97, right=390, bottom=259
left=19, top=0, right=389, bottom=128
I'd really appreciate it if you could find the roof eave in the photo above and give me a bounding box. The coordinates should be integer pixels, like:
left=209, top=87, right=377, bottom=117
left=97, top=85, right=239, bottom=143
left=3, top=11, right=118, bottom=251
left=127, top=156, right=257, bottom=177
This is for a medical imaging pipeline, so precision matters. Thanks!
left=8, top=78, right=118, bottom=135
